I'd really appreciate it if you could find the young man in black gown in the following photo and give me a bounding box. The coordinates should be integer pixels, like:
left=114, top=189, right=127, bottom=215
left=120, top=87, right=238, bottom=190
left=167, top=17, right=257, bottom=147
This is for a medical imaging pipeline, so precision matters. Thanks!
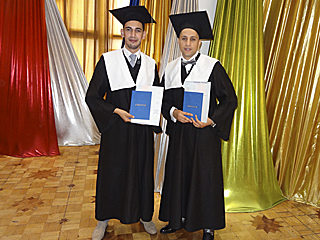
left=159, top=11, right=237, bottom=240
left=86, top=6, right=160, bottom=240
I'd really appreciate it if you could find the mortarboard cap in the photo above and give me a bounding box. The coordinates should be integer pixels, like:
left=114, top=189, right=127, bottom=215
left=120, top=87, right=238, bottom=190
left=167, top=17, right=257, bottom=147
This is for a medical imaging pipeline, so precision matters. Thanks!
left=169, top=11, right=213, bottom=40
left=109, top=6, right=156, bottom=26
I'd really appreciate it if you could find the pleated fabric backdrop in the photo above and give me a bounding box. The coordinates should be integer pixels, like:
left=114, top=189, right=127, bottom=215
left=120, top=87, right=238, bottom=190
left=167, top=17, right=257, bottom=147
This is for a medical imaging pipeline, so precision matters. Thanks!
left=0, top=0, right=60, bottom=157
left=208, top=1, right=285, bottom=212
left=0, top=0, right=100, bottom=157
left=154, top=0, right=198, bottom=193
left=139, top=0, right=172, bottom=68
left=263, top=0, right=320, bottom=207
left=45, top=0, right=100, bottom=146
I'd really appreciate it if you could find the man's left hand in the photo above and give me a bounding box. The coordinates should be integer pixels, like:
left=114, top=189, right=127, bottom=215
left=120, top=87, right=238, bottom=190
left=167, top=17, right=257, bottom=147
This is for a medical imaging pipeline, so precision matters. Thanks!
left=191, top=116, right=213, bottom=128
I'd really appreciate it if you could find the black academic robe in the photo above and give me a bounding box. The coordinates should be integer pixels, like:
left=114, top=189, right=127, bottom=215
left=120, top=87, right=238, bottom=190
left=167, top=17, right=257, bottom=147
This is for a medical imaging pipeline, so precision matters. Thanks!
left=86, top=55, right=160, bottom=223
left=159, top=60, right=237, bottom=231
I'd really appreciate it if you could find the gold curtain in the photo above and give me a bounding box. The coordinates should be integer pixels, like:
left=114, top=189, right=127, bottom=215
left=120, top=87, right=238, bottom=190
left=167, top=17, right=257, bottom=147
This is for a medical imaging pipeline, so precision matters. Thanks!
left=208, top=0, right=285, bottom=212
left=263, top=0, right=320, bottom=207
left=139, top=0, right=172, bottom=68
left=55, top=0, right=129, bottom=81
left=55, top=0, right=170, bottom=81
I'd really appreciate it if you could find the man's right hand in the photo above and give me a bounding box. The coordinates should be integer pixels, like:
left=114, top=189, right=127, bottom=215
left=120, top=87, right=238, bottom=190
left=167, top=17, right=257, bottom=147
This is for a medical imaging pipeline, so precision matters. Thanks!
left=173, top=109, right=193, bottom=123
left=114, top=108, right=134, bottom=122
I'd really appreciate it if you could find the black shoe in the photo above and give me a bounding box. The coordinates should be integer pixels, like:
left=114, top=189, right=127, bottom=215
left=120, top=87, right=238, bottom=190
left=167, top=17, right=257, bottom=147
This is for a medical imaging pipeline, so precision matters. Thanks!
left=202, top=232, right=214, bottom=240
left=160, top=225, right=177, bottom=234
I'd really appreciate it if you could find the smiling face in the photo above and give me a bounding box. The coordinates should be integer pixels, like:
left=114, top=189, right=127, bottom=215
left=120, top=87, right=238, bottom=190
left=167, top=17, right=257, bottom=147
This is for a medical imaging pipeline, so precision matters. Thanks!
left=178, top=28, right=201, bottom=60
left=121, top=20, right=146, bottom=53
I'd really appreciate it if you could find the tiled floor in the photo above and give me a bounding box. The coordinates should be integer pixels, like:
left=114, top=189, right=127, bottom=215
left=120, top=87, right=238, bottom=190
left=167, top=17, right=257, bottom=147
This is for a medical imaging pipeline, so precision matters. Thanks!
left=0, top=145, right=320, bottom=239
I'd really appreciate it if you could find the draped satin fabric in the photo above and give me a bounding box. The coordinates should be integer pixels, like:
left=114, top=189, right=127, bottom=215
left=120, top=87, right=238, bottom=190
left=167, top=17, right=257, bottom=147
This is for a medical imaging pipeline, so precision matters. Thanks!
left=208, top=0, right=285, bottom=212
left=45, top=0, right=100, bottom=146
left=263, top=0, right=320, bottom=207
left=153, top=0, right=199, bottom=193
left=139, top=0, right=172, bottom=68
left=138, top=0, right=172, bottom=192
left=55, top=0, right=129, bottom=82
left=0, top=0, right=60, bottom=157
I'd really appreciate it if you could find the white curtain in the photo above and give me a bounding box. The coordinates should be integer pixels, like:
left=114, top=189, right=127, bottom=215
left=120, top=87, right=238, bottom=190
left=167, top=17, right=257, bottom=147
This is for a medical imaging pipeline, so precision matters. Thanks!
left=45, top=0, right=100, bottom=146
left=198, top=0, right=217, bottom=54
left=154, top=0, right=199, bottom=193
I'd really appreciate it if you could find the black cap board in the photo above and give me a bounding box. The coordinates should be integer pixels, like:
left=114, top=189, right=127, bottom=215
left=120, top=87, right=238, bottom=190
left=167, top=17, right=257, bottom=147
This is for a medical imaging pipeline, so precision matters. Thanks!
left=169, top=11, right=213, bottom=40
left=109, top=6, right=156, bottom=25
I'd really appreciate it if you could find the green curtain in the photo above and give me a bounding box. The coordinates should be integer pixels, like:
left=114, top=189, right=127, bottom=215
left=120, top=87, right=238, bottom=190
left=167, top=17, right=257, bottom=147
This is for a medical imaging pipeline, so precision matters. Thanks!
left=208, top=0, right=285, bottom=212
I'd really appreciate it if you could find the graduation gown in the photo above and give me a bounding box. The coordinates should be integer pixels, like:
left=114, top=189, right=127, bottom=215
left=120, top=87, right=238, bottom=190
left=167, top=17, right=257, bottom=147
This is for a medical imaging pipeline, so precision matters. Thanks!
left=159, top=54, right=237, bottom=231
left=86, top=50, right=160, bottom=223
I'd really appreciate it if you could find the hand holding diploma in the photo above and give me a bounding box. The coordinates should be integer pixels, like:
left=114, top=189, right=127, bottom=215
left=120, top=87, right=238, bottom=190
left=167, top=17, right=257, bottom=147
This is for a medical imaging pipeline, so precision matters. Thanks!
left=174, top=108, right=212, bottom=128
left=183, top=81, right=211, bottom=123
left=173, top=109, right=193, bottom=123
left=130, top=85, right=164, bottom=126
left=114, top=108, right=134, bottom=123
left=191, top=115, right=212, bottom=128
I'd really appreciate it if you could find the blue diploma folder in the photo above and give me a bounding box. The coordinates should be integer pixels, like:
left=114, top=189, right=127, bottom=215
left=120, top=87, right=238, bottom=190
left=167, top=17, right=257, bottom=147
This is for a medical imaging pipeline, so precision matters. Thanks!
left=183, top=91, right=203, bottom=120
left=130, top=91, right=152, bottom=120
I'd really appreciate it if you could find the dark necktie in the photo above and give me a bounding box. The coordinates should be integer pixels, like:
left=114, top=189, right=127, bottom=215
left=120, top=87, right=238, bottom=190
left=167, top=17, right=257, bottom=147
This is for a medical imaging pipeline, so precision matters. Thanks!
left=181, top=59, right=197, bottom=67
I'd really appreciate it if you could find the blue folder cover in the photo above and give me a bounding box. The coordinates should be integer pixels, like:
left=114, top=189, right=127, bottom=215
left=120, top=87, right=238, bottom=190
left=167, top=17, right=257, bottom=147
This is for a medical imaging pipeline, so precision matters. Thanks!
left=130, top=90, right=152, bottom=120
left=183, top=91, right=203, bottom=120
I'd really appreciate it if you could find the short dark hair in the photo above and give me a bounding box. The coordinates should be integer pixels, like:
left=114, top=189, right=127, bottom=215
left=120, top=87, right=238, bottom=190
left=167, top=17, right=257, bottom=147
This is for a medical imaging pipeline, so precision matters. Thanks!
left=123, top=20, right=145, bottom=31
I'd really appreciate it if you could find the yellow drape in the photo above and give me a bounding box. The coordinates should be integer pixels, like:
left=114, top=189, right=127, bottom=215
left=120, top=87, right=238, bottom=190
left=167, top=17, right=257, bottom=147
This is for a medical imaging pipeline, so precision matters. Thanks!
left=263, top=0, right=320, bottom=207
left=209, top=0, right=285, bottom=212
left=55, top=0, right=128, bottom=81
left=139, top=0, right=172, bottom=68
left=55, top=0, right=170, bottom=80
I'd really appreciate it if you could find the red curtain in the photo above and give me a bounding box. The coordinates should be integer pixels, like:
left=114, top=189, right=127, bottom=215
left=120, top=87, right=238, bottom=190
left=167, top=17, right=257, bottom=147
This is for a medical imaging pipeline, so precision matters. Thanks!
left=0, top=0, right=59, bottom=157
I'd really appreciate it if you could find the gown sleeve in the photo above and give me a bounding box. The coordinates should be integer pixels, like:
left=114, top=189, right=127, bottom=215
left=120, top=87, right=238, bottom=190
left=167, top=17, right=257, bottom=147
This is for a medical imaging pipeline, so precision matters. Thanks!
left=160, top=74, right=184, bottom=136
left=210, top=62, right=237, bottom=141
left=85, top=56, right=115, bottom=133
left=160, top=74, right=176, bottom=122
left=153, top=64, right=161, bottom=87
left=160, top=74, right=170, bottom=120
left=152, top=64, right=162, bottom=134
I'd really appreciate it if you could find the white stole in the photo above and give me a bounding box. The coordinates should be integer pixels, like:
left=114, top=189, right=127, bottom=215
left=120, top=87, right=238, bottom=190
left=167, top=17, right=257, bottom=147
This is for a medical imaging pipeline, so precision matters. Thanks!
left=103, top=49, right=155, bottom=91
left=164, top=54, right=219, bottom=90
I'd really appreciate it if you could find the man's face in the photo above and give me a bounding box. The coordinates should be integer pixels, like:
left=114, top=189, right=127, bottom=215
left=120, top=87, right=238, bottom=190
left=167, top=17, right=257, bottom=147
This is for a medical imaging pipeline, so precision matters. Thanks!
left=121, top=20, right=146, bottom=53
left=178, top=28, right=201, bottom=60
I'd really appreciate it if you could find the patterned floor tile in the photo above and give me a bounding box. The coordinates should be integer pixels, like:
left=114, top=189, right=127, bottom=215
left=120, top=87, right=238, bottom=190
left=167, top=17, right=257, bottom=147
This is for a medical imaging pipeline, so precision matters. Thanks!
left=0, top=145, right=320, bottom=239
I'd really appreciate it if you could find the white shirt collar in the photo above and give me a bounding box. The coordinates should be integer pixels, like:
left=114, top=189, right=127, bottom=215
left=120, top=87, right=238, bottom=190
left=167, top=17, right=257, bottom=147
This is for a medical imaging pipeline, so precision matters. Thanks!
left=122, top=47, right=141, bottom=63
left=181, top=51, right=199, bottom=62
